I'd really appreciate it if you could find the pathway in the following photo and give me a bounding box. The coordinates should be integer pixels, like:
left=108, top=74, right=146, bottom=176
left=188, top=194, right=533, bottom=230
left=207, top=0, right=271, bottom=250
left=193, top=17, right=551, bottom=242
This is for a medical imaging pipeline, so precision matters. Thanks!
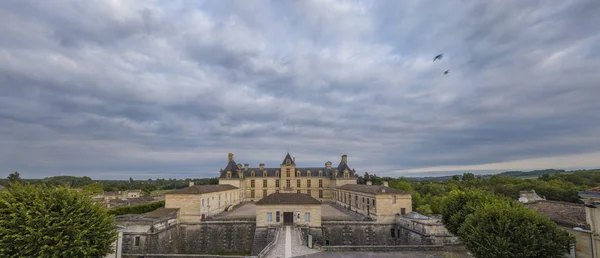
left=265, top=226, right=321, bottom=258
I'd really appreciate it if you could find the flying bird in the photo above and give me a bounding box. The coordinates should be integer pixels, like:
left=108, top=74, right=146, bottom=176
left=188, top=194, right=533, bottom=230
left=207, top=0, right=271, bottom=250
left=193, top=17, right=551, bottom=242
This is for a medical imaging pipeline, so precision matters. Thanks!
left=444, top=70, right=449, bottom=75
left=433, top=54, right=443, bottom=62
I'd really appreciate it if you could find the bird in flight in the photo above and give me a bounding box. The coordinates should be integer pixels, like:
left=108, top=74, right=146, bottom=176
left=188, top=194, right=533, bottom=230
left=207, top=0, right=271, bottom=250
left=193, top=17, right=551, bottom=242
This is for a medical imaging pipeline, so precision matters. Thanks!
left=433, top=54, right=443, bottom=62
left=444, top=70, right=449, bottom=75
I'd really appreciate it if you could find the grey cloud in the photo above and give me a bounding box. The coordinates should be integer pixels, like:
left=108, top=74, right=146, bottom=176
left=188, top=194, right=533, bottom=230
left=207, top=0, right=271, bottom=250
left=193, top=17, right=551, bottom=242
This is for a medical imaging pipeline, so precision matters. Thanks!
left=0, top=0, right=599, bottom=179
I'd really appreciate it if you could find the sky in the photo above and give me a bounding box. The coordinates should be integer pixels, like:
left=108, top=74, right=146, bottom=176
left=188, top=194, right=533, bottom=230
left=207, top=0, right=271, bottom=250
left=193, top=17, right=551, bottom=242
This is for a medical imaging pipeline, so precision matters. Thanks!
left=1, top=0, right=599, bottom=180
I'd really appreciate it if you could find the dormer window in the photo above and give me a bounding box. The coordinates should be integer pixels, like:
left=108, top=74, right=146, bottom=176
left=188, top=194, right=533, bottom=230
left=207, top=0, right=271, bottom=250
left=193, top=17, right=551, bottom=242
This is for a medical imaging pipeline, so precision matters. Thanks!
left=344, top=171, right=349, bottom=178
left=251, top=171, right=255, bottom=177
left=226, top=171, right=232, bottom=179
left=286, top=159, right=290, bottom=165
left=307, top=170, right=312, bottom=177
left=276, top=170, right=279, bottom=177
left=263, top=171, right=267, bottom=177
left=297, top=170, right=301, bottom=177
left=319, top=170, right=323, bottom=177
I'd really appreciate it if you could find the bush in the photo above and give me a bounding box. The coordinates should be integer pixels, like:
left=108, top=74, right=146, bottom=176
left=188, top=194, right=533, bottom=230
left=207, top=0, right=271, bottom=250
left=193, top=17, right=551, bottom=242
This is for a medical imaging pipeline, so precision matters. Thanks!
left=415, top=204, right=433, bottom=216
left=440, top=189, right=497, bottom=235
left=459, top=200, right=573, bottom=258
left=108, top=200, right=165, bottom=216
left=0, top=183, right=117, bottom=257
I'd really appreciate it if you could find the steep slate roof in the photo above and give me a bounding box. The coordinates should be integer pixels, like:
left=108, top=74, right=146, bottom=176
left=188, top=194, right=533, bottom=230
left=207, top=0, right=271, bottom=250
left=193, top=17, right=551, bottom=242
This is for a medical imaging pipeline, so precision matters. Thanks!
left=218, top=153, right=358, bottom=179
left=166, top=184, right=238, bottom=195
left=281, top=152, right=295, bottom=165
left=255, top=193, right=321, bottom=205
left=338, top=184, right=409, bottom=195
left=525, top=200, right=589, bottom=229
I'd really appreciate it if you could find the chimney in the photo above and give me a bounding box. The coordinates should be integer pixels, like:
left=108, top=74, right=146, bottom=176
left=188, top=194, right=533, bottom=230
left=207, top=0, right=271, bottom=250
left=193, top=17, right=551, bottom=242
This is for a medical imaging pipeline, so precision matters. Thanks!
left=189, top=181, right=194, bottom=187
left=228, top=153, right=234, bottom=162
left=382, top=181, right=389, bottom=187
left=244, top=164, right=249, bottom=170
left=259, top=163, right=265, bottom=170
left=293, top=157, right=296, bottom=163
left=366, top=181, right=372, bottom=185
left=342, top=154, right=348, bottom=164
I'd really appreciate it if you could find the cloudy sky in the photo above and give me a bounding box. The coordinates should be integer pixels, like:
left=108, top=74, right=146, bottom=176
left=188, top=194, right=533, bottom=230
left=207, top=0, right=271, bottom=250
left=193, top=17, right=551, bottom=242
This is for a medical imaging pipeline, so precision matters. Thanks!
left=1, top=0, right=599, bottom=180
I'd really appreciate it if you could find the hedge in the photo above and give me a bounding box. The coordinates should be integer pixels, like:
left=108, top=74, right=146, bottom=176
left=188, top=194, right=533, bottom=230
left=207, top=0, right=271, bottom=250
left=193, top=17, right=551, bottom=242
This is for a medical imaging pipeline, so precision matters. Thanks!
left=108, top=200, right=165, bottom=216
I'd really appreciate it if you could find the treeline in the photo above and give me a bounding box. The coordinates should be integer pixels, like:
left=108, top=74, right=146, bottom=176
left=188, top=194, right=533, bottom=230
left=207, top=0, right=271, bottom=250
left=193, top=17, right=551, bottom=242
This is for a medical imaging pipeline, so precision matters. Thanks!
left=1, top=173, right=219, bottom=196
left=360, top=169, right=600, bottom=216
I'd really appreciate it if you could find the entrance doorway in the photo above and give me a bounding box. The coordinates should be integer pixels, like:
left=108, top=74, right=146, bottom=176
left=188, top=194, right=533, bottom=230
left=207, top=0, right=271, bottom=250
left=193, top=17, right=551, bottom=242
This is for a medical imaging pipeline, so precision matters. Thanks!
left=283, top=212, right=294, bottom=225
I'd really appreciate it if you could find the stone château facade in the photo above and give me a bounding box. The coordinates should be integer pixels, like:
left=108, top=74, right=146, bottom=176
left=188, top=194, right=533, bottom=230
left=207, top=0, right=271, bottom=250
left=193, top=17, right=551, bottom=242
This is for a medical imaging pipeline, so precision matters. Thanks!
left=218, top=153, right=359, bottom=202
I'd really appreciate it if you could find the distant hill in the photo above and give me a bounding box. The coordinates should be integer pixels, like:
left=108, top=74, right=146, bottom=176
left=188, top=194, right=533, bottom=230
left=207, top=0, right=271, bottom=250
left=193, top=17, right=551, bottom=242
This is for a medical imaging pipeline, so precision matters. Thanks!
left=495, top=169, right=567, bottom=178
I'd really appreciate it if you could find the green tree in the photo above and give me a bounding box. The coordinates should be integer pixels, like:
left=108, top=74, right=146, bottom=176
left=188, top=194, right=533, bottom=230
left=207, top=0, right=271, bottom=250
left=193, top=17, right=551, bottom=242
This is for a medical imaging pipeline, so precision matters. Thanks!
left=7, top=172, right=21, bottom=185
left=462, top=173, right=475, bottom=181
left=83, top=182, right=105, bottom=195
left=0, top=183, right=117, bottom=257
left=459, top=200, right=573, bottom=258
left=440, top=189, right=496, bottom=235
left=415, top=204, right=433, bottom=216
left=451, top=175, right=460, bottom=181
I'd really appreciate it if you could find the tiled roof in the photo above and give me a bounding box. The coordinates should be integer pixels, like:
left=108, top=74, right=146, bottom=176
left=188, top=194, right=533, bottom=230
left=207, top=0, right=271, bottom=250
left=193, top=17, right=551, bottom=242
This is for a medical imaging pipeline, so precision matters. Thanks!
left=166, top=184, right=238, bottom=195
left=338, top=184, right=409, bottom=195
left=255, top=193, right=321, bottom=205
left=525, top=200, right=589, bottom=229
left=586, top=186, right=600, bottom=193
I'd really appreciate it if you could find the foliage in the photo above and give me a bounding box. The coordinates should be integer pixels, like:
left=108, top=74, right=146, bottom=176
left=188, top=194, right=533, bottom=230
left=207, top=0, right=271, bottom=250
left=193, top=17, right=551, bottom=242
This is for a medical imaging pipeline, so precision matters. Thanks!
left=42, top=176, right=92, bottom=188
left=415, top=204, right=433, bottom=216
left=458, top=200, right=573, bottom=258
left=0, top=183, right=117, bottom=257
left=440, top=190, right=497, bottom=235
left=82, top=182, right=105, bottom=195
left=107, top=200, right=165, bottom=216
left=7, top=172, right=21, bottom=185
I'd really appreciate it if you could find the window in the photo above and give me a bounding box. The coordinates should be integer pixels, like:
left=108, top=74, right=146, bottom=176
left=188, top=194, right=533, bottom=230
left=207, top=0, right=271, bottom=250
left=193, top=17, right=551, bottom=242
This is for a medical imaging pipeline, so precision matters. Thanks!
left=344, top=171, right=349, bottom=178
left=401, top=208, right=406, bottom=215
left=276, top=170, right=279, bottom=177
left=307, top=180, right=311, bottom=187
left=355, top=195, right=358, bottom=207
left=263, top=189, right=267, bottom=197
left=392, top=196, right=396, bottom=204
left=319, top=180, right=323, bottom=188
left=297, top=179, right=301, bottom=187
left=319, top=190, right=323, bottom=198
left=202, top=199, right=204, bottom=207
left=276, top=211, right=280, bottom=222
left=297, top=190, right=301, bottom=194
left=263, top=180, right=267, bottom=187
left=286, top=179, right=290, bottom=188
left=251, top=180, right=255, bottom=188
left=319, top=171, right=323, bottom=177
left=372, top=199, right=375, bottom=206
left=297, top=170, right=301, bottom=177
left=263, top=171, right=267, bottom=177
left=307, top=190, right=311, bottom=196
left=134, top=236, right=140, bottom=246
left=286, top=168, right=290, bottom=177
left=276, top=180, right=280, bottom=187
left=251, top=190, right=255, bottom=198
left=307, top=170, right=311, bottom=177
left=251, top=171, right=255, bottom=177
left=226, top=172, right=231, bottom=179
left=305, top=212, right=310, bottom=222
left=267, top=212, right=272, bottom=222
left=391, top=229, right=395, bottom=237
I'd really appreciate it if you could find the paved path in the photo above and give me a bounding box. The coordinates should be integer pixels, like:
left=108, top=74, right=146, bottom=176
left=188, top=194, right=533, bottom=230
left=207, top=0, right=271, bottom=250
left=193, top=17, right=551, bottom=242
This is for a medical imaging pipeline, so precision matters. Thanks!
left=296, top=251, right=471, bottom=258
left=265, top=226, right=320, bottom=258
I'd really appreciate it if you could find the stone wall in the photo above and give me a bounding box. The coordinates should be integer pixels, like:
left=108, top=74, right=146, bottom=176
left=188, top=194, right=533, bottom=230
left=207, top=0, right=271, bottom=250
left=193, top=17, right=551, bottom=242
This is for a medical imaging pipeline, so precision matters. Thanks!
left=321, top=221, right=459, bottom=246
left=121, top=221, right=256, bottom=255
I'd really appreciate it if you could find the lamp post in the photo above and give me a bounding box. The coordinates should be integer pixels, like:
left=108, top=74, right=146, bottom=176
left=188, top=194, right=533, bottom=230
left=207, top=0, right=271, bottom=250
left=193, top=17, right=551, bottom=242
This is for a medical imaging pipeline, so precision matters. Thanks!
left=573, top=227, right=594, bottom=258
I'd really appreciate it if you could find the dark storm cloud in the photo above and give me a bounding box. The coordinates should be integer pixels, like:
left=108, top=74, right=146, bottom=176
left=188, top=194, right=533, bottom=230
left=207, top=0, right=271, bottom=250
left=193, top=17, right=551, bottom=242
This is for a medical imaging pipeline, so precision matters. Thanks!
left=0, top=0, right=599, bottom=179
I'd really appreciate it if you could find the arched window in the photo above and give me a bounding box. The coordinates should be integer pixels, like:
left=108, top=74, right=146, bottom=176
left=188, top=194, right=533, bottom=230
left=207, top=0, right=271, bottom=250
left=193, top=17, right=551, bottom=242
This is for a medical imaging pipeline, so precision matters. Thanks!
left=263, top=171, right=267, bottom=177
left=307, top=170, right=312, bottom=177
left=226, top=171, right=232, bottom=179
left=319, top=170, right=323, bottom=177
left=297, top=170, right=301, bottom=177
left=344, top=171, right=349, bottom=178
left=251, top=171, right=255, bottom=177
